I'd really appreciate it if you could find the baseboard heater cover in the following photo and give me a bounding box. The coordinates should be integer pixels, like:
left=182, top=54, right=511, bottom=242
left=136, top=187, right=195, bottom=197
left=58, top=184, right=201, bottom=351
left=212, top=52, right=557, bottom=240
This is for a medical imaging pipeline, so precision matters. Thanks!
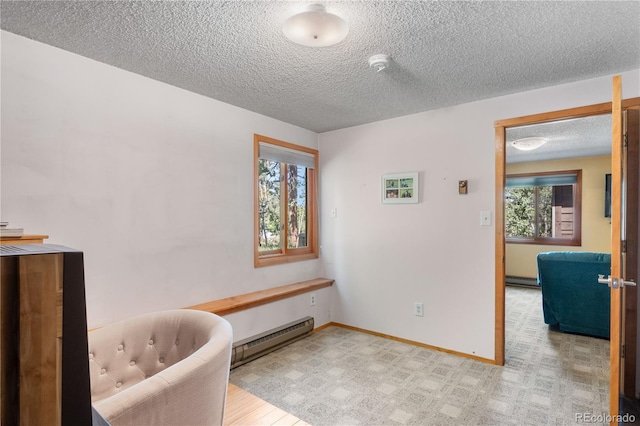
left=230, top=316, right=314, bottom=369
left=506, top=275, right=538, bottom=287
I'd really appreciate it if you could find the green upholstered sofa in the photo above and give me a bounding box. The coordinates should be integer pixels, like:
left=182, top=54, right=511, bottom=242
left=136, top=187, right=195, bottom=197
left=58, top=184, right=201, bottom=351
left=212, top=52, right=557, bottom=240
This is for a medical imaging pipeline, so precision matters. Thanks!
left=536, top=251, right=611, bottom=339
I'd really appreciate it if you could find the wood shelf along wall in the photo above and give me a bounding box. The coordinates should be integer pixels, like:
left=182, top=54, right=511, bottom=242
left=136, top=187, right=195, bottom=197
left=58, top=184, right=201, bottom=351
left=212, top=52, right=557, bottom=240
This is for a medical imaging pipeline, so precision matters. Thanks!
left=0, top=235, right=49, bottom=245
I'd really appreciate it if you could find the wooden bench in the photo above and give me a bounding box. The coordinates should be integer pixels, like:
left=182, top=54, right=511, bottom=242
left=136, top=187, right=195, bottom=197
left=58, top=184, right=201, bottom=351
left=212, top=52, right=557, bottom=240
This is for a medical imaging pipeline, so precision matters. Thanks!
left=186, top=278, right=334, bottom=316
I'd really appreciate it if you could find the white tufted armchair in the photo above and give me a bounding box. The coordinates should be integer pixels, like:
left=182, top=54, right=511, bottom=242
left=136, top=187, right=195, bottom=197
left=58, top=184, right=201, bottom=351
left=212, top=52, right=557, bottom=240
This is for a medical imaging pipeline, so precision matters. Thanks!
left=88, top=309, right=232, bottom=426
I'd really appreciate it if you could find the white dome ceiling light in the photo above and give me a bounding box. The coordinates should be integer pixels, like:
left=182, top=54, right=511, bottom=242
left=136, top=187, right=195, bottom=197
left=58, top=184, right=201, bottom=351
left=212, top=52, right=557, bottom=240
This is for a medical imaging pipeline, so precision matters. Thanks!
left=368, top=54, right=391, bottom=72
left=282, top=4, right=348, bottom=47
left=510, top=137, right=548, bottom=151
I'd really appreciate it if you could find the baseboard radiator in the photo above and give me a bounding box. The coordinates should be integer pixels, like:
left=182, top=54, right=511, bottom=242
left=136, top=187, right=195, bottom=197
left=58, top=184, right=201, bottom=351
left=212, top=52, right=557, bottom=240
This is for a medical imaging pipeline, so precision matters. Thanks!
left=506, top=275, right=538, bottom=287
left=230, top=316, right=314, bottom=369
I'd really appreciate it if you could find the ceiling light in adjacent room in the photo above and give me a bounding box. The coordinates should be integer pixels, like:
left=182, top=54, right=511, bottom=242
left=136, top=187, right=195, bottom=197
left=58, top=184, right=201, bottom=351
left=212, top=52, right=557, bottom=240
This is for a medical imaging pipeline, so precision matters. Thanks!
left=282, top=4, right=348, bottom=47
left=510, top=137, right=548, bottom=151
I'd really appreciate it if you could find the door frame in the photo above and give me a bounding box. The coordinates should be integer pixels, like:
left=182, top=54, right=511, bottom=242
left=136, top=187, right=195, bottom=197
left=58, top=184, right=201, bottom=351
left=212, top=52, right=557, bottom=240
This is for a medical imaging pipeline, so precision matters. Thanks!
left=494, top=97, right=640, bottom=367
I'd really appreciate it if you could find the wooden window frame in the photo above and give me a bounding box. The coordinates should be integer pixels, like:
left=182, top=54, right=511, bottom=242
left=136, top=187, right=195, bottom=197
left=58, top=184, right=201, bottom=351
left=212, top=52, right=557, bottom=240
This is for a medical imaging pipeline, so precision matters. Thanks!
left=254, top=134, right=318, bottom=267
left=505, top=169, right=582, bottom=246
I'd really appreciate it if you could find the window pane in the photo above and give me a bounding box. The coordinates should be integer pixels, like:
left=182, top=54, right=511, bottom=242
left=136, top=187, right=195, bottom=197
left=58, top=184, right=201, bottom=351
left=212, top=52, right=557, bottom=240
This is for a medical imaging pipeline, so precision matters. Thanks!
left=505, top=187, right=535, bottom=238
left=287, top=165, right=308, bottom=249
left=258, top=159, right=281, bottom=251
left=505, top=170, right=580, bottom=246
left=537, top=186, right=553, bottom=237
left=255, top=134, right=319, bottom=267
left=551, top=185, right=574, bottom=239
left=506, top=184, right=575, bottom=240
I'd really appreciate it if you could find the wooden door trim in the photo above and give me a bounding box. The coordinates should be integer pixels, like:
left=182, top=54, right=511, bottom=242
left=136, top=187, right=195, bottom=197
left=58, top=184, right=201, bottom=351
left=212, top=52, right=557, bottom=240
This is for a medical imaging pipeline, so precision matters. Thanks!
left=494, top=126, right=506, bottom=366
left=610, top=75, right=623, bottom=421
left=495, top=98, right=640, bottom=128
left=494, top=96, right=640, bottom=367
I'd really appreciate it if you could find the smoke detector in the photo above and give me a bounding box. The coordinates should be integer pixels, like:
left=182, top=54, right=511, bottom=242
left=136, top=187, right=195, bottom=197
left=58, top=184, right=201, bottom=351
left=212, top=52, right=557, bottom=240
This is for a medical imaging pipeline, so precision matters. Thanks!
left=368, top=54, right=391, bottom=72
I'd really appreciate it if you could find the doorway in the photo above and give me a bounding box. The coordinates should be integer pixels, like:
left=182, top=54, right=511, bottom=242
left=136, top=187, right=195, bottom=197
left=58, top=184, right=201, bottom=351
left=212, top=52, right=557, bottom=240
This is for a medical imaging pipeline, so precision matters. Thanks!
left=494, top=100, right=640, bottom=401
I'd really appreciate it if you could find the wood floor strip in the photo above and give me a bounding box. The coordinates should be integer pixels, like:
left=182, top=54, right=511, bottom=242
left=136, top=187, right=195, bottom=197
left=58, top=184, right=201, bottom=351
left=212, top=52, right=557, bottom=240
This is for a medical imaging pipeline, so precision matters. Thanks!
left=273, top=413, right=306, bottom=426
left=225, top=383, right=309, bottom=426
left=252, top=407, right=293, bottom=425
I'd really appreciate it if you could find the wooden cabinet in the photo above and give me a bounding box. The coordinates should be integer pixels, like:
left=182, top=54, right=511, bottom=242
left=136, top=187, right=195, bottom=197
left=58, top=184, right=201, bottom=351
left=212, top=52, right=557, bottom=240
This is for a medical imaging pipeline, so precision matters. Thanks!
left=1, top=246, right=91, bottom=426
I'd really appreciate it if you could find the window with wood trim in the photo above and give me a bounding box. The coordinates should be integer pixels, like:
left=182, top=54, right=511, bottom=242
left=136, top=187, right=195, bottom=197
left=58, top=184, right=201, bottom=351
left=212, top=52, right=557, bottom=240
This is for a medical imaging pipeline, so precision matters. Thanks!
left=505, top=170, right=582, bottom=246
left=254, top=134, right=318, bottom=267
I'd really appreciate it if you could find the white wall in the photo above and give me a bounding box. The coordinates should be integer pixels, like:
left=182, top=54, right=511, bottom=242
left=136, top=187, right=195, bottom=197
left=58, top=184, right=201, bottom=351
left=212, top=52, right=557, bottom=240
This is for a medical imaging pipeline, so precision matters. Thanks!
left=319, top=69, right=640, bottom=360
left=0, top=31, right=328, bottom=338
left=4, top=29, right=640, bottom=362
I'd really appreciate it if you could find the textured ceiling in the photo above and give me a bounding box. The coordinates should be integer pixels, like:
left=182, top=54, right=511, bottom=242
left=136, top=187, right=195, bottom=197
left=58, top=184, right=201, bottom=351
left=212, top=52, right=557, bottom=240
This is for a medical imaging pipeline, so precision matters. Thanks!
left=1, top=1, right=639, bottom=133
left=506, top=114, right=612, bottom=164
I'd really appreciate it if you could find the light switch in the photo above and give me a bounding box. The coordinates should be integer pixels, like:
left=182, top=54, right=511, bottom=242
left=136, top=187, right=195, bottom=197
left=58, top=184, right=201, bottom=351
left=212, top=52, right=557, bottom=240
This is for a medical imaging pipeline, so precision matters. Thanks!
left=480, top=211, right=492, bottom=226
left=330, top=208, right=337, bottom=219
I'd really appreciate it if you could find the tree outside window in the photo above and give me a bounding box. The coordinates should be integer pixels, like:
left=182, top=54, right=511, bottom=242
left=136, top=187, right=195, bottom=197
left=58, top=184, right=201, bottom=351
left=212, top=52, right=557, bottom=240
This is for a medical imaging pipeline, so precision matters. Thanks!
left=257, top=160, right=308, bottom=251
left=257, top=159, right=282, bottom=251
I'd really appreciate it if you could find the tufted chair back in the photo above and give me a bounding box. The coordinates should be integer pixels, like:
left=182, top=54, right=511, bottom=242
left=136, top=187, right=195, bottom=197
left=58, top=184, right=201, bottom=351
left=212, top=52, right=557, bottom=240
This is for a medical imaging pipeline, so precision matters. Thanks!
left=88, top=309, right=232, bottom=425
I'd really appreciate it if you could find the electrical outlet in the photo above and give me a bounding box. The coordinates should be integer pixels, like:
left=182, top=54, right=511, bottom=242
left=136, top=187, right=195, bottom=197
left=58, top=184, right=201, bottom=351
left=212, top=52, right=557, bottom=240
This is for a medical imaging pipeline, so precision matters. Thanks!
left=414, top=302, right=424, bottom=317
left=310, top=293, right=316, bottom=306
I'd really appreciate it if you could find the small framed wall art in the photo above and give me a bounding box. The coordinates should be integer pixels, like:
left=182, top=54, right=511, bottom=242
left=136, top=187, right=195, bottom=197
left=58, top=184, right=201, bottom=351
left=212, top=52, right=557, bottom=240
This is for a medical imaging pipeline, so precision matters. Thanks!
left=382, top=172, right=419, bottom=204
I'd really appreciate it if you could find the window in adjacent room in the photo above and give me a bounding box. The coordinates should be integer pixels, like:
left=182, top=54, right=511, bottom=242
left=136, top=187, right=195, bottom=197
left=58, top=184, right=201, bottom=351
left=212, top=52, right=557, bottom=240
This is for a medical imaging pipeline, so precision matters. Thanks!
left=254, top=134, right=318, bottom=267
left=505, top=170, right=582, bottom=246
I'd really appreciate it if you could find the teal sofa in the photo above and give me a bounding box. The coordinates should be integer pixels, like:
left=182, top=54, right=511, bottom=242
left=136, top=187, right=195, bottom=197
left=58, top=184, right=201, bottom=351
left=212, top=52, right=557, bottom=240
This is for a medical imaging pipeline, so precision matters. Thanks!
left=536, top=251, right=611, bottom=339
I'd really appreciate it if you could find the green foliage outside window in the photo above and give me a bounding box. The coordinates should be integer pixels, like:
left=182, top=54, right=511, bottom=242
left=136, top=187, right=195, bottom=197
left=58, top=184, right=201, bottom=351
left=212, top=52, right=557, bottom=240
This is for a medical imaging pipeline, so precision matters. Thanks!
left=287, top=164, right=307, bottom=249
left=258, top=159, right=308, bottom=252
left=258, top=159, right=281, bottom=251
left=506, top=186, right=535, bottom=238
left=506, top=185, right=565, bottom=239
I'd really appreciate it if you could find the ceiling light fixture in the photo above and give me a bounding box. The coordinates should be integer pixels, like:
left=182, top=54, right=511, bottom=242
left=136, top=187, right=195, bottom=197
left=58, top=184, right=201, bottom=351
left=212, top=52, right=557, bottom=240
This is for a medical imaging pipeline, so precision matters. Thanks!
left=368, top=54, right=391, bottom=72
left=510, top=137, right=548, bottom=151
left=282, top=4, right=348, bottom=47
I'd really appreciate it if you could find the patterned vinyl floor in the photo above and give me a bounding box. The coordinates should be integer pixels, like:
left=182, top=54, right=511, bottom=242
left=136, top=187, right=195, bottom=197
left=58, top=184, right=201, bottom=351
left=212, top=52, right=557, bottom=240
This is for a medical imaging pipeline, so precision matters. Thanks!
left=229, top=286, right=609, bottom=425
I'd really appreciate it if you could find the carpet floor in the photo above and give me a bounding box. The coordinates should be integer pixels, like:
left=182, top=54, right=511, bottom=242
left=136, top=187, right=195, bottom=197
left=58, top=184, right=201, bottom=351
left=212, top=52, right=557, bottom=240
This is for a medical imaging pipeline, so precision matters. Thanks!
left=229, top=286, right=609, bottom=425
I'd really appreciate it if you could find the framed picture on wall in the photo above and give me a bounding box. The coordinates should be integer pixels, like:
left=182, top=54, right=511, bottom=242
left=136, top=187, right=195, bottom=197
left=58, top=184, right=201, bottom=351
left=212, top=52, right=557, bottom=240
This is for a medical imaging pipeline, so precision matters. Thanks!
left=382, top=172, right=419, bottom=204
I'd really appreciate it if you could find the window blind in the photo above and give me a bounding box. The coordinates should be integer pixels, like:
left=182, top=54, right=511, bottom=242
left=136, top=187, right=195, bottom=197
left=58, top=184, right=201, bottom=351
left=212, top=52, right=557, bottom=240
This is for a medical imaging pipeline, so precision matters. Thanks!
left=258, top=142, right=315, bottom=169
left=506, top=173, right=578, bottom=188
